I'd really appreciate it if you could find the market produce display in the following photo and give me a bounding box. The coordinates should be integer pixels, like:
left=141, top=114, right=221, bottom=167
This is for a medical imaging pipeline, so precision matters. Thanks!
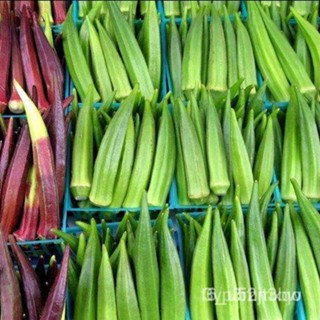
left=167, top=1, right=319, bottom=103
left=4, top=0, right=68, bottom=25
left=63, top=1, right=161, bottom=102
left=0, top=2, right=64, bottom=113
left=0, top=1, right=320, bottom=319
left=78, top=0, right=156, bottom=19
left=247, top=2, right=318, bottom=102
left=56, top=194, right=186, bottom=320
left=70, top=87, right=175, bottom=208
left=258, top=0, right=320, bottom=19
left=172, top=85, right=278, bottom=206
left=0, top=82, right=69, bottom=240
left=0, top=227, right=70, bottom=319
left=281, top=87, right=320, bottom=201
left=168, top=6, right=257, bottom=98
left=181, top=181, right=320, bottom=320
left=163, top=0, right=241, bottom=17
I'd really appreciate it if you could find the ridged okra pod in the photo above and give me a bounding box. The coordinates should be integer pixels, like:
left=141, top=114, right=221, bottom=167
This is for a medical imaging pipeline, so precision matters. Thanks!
left=230, top=109, right=253, bottom=204
left=123, top=100, right=155, bottom=207
left=247, top=2, right=290, bottom=101
left=107, top=1, right=154, bottom=100
left=212, top=209, right=240, bottom=320
left=181, top=8, right=203, bottom=95
left=71, top=87, right=94, bottom=200
left=206, top=95, right=230, bottom=195
left=290, top=205, right=320, bottom=319
left=89, top=88, right=137, bottom=206
left=281, top=88, right=302, bottom=201
left=247, top=182, right=282, bottom=320
left=190, top=207, right=214, bottom=320
left=274, top=205, right=297, bottom=320
left=207, top=6, right=227, bottom=92
left=134, top=193, right=160, bottom=320
left=230, top=221, right=254, bottom=320
left=174, top=99, right=210, bottom=200
left=160, top=211, right=186, bottom=320
left=97, top=245, right=117, bottom=320
left=148, top=103, right=176, bottom=206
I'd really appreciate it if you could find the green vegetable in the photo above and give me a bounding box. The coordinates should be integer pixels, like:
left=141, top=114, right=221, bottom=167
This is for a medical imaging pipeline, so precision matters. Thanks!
left=123, top=101, right=156, bottom=207
left=134, top=193, right=160, bottom=320
left=63, top=6, right=100, bottom=102
left=247, top=182, right=282, bottom=319
left=212, top=208, right=239, bottom=320
left=230, top=220, right=254, bottom=320
left=71, top=87, right=94, bottom=200
left=97, top=245, right=117, bottom=320
left=74, top=219, right=101, bottom=320
left=274, top=205, right=297, bottom=320
left=207, top=6, right=227, bottom=92
left=106, top=1, right=154, bottom=100
left=160, top=211, right=186, bottom=320
left=116, top=239, right=141, bottom=320
left=190, top=207, right=213, bottom=320
left=90, top=87, right=137, bottom=206
left=290, top=205, right=320, bottom=319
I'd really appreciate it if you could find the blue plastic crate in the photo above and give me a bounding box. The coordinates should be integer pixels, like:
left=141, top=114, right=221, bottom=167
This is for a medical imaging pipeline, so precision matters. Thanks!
left=12, top=238, right=63, bottom=259
left=52, top=23, right=63, bottom=35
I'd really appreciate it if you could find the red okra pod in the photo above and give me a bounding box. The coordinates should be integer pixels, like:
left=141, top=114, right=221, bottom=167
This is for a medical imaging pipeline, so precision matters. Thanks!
left=46, top=85, right=67, bottom=205
left=0, top=117, right=15, bottom=195
left=40, top=246, right=70, bottom=320
left=9, top=14, right=25, bottom=113
left=9, top=235, right=43, bottom=319
left=32, top=12, right=64, bottom=105
left=14, top=80, right=59, bottom=239
left=14, top=165, right=40, bottom=241
left=20, top=7, right=49, bottom=110
left=52, top=1, right=67, bottom=25
left=0, top=228, right=23, bottom=319
left=0, top=124, right=31, bottom=238
left=0, top=2, right=11, bottom=112
left=14, top=1, right=35, bottom=16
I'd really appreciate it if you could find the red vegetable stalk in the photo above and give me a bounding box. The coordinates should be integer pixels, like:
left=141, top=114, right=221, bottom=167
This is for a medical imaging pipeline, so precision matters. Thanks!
left=9, top=14, right=25, bottom=113
left=14, top=80, right=59, bottom=239
left=46, top=84, right=67, bottom=205
left=52, top=1, right=67, bottom=25
left=14, top=165, right=40, bottom=241
left=40, top=246, right=70, bottom=320
left=32, top=12, right=64, bottom=105
left=8, top=235, right=43, bottom=319
left=0, top=117, right=14, bottom=195
left=0, top=228, right=23, bottom=320
left=0, top=2, right=11, bottom=112
left=20, top=7, right=49, bottom=110
left=14, top=0, right=35, bottom=16
left=0, top=124, right=31, bottom=238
